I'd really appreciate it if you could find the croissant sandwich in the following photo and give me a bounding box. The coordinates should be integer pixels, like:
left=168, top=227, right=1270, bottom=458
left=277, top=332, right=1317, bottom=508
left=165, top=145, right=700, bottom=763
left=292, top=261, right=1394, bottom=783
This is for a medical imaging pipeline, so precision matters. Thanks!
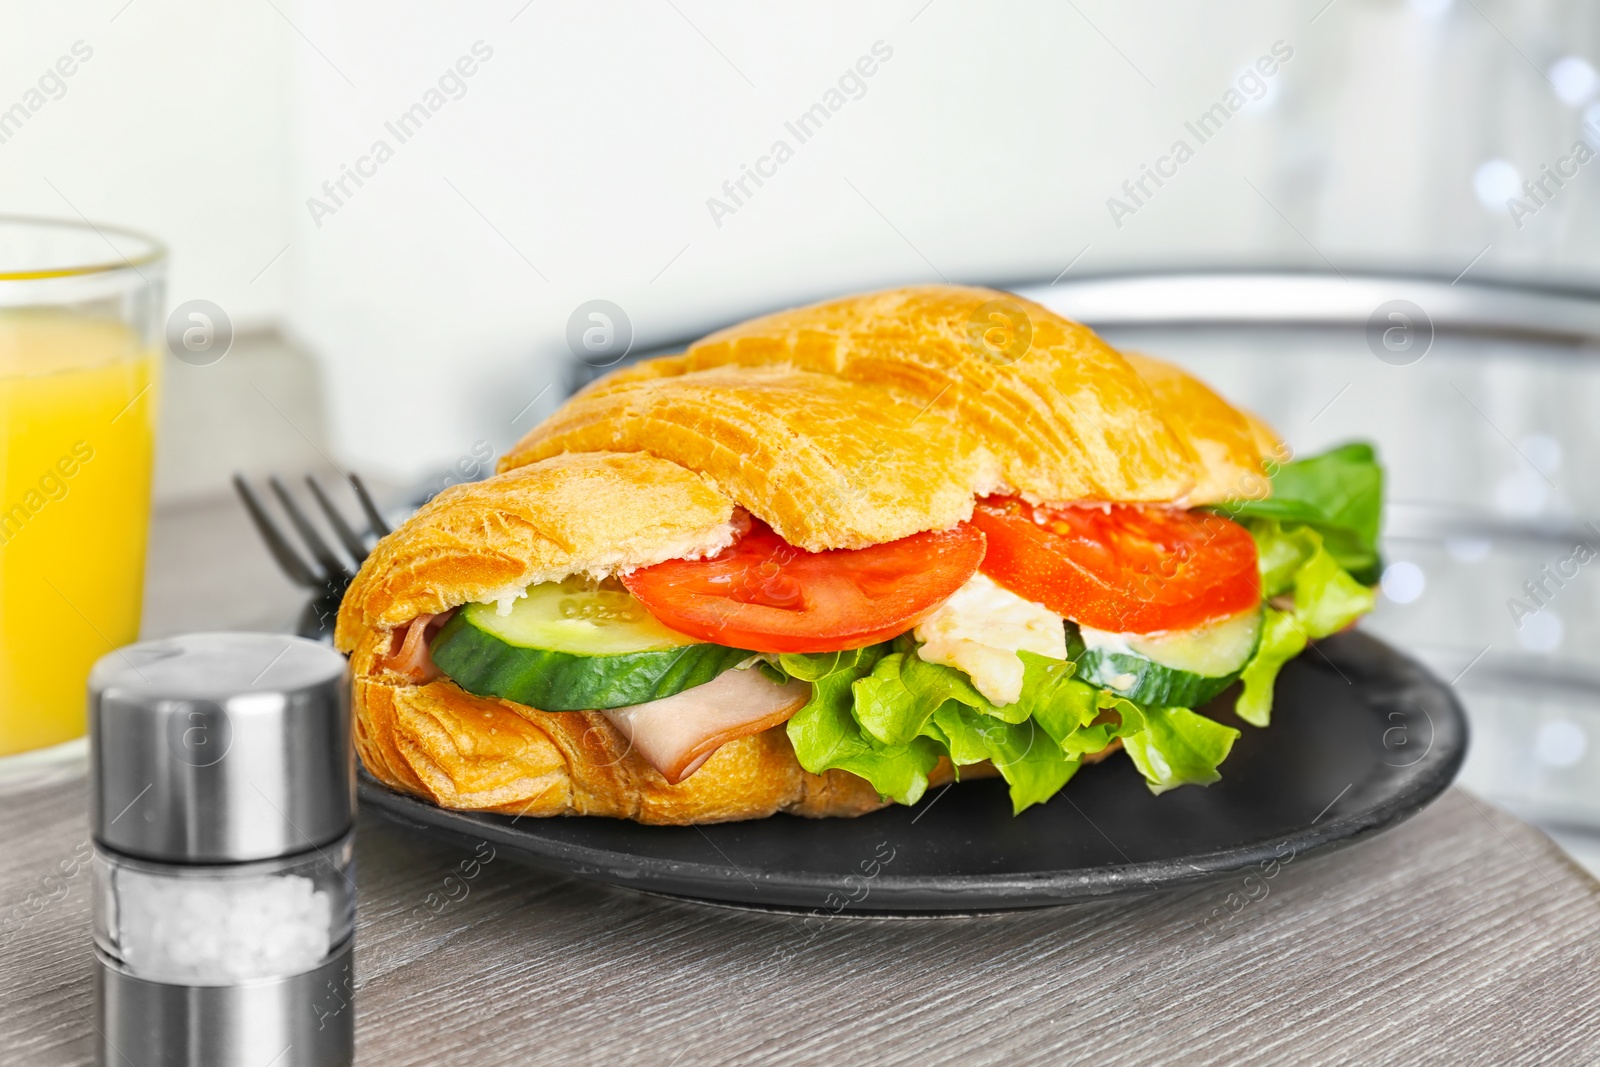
left=336, top=285, right=1385, bottom=825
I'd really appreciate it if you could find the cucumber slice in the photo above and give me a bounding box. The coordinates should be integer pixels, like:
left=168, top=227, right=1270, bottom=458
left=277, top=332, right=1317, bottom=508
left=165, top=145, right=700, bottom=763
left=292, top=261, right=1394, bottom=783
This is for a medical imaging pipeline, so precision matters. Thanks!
left=1125, top=608, right=1263, bottom=675
left=471, top=578, right=701, bottom=655
left=1068, top=607, right=1262, bottom=708
left=429, top=578, right=755, bottom=711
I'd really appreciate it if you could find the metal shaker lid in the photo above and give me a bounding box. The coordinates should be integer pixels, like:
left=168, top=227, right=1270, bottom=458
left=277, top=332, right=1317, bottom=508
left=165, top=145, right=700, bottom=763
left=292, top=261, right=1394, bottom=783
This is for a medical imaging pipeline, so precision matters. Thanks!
left=89, top=633, right=353, bottom=863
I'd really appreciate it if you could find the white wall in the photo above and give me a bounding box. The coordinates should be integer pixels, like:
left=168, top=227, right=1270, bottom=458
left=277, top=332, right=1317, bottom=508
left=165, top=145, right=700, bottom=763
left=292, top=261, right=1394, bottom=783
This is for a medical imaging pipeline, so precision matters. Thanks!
left=285, top=0, right=1327, bottom=477
left=6, top=0, right=1598, bottom=483
left=0, top=0, right=292, bottom=326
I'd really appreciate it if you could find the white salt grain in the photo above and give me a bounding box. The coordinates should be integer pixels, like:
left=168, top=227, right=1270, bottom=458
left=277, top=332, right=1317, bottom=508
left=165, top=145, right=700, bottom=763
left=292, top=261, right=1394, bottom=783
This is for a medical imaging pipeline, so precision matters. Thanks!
left=114, top=867, right=332, bottom=984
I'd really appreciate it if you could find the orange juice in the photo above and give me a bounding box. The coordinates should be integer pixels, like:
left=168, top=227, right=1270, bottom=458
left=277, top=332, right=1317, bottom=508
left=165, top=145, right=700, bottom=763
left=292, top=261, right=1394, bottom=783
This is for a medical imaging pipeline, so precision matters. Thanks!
left=0, top=311, right=158, bottom=755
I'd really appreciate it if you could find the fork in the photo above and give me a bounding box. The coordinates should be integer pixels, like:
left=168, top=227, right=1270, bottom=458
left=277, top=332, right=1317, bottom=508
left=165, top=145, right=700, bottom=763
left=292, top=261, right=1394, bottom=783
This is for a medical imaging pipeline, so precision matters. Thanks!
left=232, top=471, right=392, bottom=639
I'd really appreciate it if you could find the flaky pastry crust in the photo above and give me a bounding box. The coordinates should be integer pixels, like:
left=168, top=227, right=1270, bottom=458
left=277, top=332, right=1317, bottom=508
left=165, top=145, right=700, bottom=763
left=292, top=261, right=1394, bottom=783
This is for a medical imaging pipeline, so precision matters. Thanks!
left=499, top=286, right=1247, bottom=549
left=339, top=285, right=1279, bottom=823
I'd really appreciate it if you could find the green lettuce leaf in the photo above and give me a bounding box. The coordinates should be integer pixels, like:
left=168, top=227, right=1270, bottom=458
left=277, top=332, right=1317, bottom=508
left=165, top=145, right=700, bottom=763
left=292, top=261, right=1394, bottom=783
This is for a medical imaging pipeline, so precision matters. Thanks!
left=857, top=651, right=1095, bottom=812
left=852, top=650, right=1027, bottom=748
left=1233, top=520, right=1377, bottom=727
left=1217, top=442, right=1384, bottom=583
left=1011, top=658, right=1161, bottom=788
left=777, top=646, right=880, bottom=682
left=1081, top=691, right=1148, bottom=752
left=1291, top=537, right=1379, bottom=638
left=1016, top=651, right=1104, bottom=744
left=1235, top=608, right=1307, bottom=728
left=781, top=638, right=1252, bottom=807
left=931, top=707, right=1082, bottom=813
left=1218, top=443, right=1385, bottom=726
left=851, top=653, right=944, bottom=747
left=1254, top=520, right=1323, bottom=599
left=782, top=645, right=1133, bottom=813
left=782, top=645, right=942, bottom=805
left=1122, top=705, right=1240, bottom=794
left=929, top=703, right=991, bottom=767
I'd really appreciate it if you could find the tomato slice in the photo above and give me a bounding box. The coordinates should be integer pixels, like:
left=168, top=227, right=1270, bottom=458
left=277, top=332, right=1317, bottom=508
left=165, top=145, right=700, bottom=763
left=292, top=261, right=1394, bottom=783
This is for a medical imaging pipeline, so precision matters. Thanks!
left=622, top=519, right=987, bottom=654
left=970, top=497, right=1259, bottom=634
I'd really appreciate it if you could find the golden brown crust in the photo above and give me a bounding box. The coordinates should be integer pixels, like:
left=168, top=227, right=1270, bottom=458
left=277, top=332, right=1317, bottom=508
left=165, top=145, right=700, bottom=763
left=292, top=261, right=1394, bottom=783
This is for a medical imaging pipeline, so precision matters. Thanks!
left=340, top=285, right=1278, bottom=824
left=1120, top=352, right=1284, bottom=505
left=499, top=286, right=1215, bottom=550
left=500, top=364, right=988, bottom=551
left=335, top=450, right=739, bottom=654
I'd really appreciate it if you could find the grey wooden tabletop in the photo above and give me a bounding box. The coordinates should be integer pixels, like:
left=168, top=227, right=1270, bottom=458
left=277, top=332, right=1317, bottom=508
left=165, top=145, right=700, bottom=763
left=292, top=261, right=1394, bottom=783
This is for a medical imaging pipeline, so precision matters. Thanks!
left=3, top=494, right=1600, bottom=1066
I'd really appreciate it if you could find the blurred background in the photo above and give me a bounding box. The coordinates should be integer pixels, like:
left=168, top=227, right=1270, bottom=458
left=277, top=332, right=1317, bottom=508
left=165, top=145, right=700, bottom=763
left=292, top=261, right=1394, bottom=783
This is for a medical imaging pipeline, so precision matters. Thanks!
left=4, top=0, right=1599, bottom=862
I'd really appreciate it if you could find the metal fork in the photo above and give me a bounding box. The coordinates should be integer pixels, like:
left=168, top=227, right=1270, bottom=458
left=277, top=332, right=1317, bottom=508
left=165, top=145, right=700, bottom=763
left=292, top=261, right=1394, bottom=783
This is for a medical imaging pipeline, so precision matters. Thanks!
left=232, top=471, right=392, bottom=639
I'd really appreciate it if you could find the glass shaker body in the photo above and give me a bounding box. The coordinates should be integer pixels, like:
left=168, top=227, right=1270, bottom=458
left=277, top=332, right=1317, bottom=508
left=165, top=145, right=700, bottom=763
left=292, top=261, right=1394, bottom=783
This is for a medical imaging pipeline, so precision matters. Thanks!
left=93, top=833, right=355, bottom=986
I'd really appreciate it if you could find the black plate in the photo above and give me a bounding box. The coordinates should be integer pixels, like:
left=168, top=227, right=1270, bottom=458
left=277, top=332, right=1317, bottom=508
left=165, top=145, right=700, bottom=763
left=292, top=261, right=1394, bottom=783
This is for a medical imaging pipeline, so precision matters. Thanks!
left=359, top=631, right=1466, bottom=913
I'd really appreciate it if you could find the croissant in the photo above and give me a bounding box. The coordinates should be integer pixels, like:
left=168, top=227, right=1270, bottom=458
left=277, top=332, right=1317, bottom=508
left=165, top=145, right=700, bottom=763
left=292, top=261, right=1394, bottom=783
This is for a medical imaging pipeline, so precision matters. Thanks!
left=336, top=285, right=1280, bottom=824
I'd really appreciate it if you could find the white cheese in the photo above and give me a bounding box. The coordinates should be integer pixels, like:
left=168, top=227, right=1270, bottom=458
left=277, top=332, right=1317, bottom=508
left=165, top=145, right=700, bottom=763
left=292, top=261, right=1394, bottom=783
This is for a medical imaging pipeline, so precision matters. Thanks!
left=1077, top=625, right=1137, bottom=656
left=913, top=573, right=1066, bottom=706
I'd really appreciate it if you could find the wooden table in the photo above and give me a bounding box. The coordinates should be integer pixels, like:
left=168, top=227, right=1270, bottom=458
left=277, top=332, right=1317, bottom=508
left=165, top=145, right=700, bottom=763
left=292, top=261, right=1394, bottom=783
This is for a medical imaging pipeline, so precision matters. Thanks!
left=4, top=495, right=1600, bottom=1066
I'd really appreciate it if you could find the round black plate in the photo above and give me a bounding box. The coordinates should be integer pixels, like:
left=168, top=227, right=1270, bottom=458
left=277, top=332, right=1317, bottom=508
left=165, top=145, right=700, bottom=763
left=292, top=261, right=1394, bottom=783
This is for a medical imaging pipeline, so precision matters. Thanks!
left=359, top=631, right=1466, bottom=913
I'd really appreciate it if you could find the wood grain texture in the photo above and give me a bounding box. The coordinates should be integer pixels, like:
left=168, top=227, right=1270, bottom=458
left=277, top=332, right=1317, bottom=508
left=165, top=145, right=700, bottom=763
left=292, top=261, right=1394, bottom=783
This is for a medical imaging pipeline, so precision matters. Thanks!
left=3, top=769, right=1599, bottom=1067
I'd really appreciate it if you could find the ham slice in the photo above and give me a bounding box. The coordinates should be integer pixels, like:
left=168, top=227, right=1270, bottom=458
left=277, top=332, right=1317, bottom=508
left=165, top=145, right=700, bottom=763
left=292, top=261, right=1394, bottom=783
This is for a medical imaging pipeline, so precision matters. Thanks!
left=602, top=668, right=811, bottom=784
left=382, top=611, right=455, bottom=683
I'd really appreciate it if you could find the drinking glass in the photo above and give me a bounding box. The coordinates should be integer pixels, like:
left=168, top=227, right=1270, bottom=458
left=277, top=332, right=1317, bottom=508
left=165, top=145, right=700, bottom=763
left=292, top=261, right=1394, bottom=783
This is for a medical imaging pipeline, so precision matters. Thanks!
left=0, top=217, right=163, bottom=758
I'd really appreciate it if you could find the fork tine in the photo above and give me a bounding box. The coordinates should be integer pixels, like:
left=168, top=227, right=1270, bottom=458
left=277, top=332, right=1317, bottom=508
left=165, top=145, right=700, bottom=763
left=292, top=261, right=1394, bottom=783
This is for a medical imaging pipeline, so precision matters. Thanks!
left=268, top=475, right=351, bottom=583
left=347, top=472, right=391, bottom=538
left=232, top=474, right=322, bottom=589
left=306, top=473, right=370, bottom=565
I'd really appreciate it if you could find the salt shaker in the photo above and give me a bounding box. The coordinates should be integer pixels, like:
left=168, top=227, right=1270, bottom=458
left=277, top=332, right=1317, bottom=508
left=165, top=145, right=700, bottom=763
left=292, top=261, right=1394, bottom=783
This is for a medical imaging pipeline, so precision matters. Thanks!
left=88, top=632, right=356, bottom=1067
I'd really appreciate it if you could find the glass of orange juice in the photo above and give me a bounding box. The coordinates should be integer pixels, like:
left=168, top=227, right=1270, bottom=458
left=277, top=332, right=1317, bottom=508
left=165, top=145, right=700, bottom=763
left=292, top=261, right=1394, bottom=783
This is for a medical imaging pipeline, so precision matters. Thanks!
left=0, top=217, right=163, bottom=762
